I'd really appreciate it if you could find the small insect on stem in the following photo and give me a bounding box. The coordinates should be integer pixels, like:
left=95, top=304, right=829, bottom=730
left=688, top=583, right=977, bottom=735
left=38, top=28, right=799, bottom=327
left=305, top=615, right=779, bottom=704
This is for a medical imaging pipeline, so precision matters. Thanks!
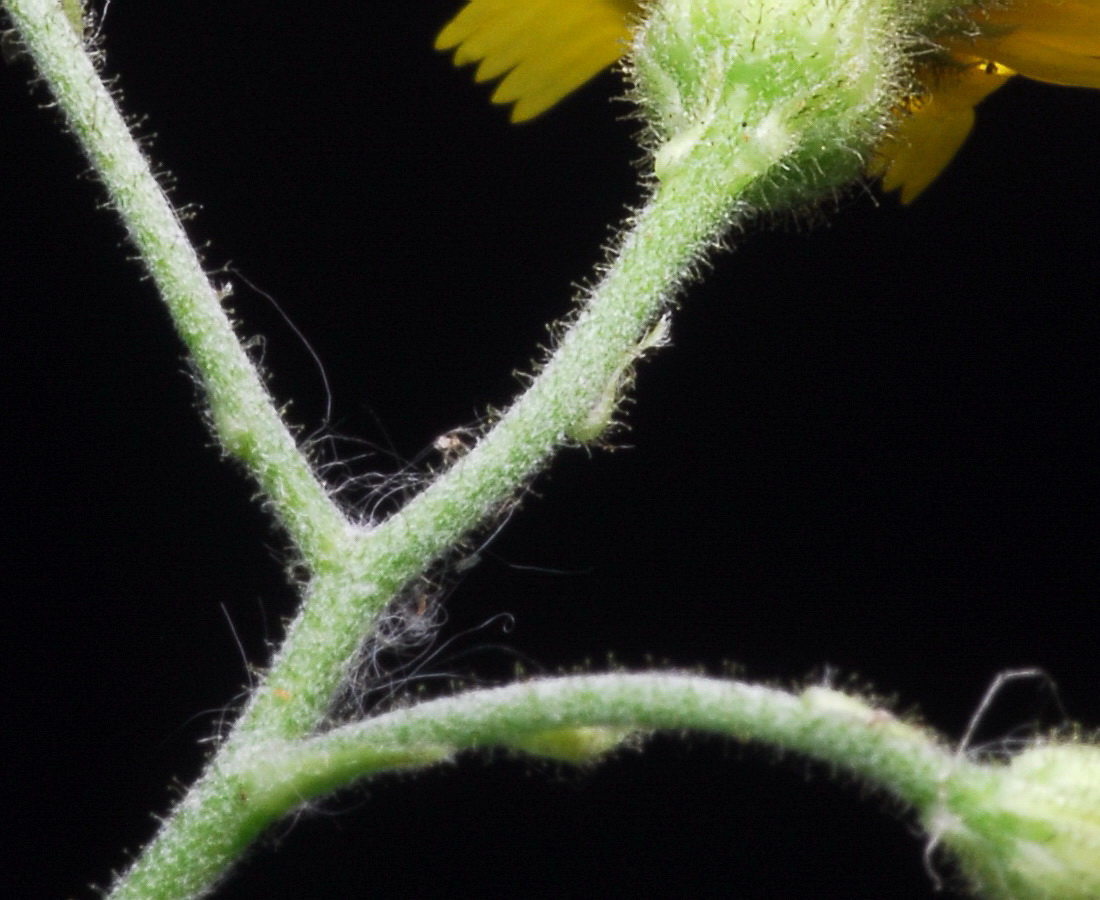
left=433, top=427, right=476, bottom=464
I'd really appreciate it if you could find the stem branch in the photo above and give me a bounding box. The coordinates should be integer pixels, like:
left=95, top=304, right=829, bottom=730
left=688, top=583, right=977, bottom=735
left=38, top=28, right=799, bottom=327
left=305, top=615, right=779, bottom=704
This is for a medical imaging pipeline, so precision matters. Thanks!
left=241, top=674, right=955, bottom=822
left=3, top=0, right=350, bottom=568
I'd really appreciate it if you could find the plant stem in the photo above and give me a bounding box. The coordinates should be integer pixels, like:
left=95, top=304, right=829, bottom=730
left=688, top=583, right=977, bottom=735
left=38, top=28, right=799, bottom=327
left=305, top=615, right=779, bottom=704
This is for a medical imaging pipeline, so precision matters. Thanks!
left=238, top=674, right=955, bottom=822
left=3, top=1, right=920, bottom=898
left=1, top=4, right=766, bottom=895
left=105, top=674, right=961, bottom=900
left=238, top=162, right=759, bottom=737
left=98, top=107, right=768, bottom=898
left=2, top=0, right=351, bottom=570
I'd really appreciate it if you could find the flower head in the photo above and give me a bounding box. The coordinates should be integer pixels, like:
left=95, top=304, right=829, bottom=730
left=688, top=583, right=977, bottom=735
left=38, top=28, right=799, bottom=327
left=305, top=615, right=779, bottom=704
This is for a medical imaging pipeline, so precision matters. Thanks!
left=437, top=0, right=1100, bottom=201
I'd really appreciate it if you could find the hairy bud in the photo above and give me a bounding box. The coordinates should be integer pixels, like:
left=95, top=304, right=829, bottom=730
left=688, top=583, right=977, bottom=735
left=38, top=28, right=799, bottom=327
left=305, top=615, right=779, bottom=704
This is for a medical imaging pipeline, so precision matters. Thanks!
left=933, top=743, right=1100, bottom=899
left=629, top=0, right=910, bottom=209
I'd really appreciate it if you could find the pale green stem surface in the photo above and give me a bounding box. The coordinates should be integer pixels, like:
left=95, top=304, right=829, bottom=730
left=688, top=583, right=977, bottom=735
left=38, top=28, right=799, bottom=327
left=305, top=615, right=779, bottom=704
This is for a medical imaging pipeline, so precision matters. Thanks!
left=3, top=0, right=350, bottom=569
left=242, top=156, right=763, bottom=737
left=2, top=0, right=761, bottom=739
left=3, top=2, right=1004, bottom=900
left=3, top=3, right=781, bottom=897
left=236, top=674, right=958, bottom=820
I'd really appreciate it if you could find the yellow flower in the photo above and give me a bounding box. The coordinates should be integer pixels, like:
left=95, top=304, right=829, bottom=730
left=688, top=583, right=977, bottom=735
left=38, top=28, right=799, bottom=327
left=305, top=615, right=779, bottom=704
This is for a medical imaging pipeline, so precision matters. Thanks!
left=435, top=0, right=640, bottom=123
left=875, top=0, right=1100, bottom=201
left=436, top=0, right=1100, bottom=202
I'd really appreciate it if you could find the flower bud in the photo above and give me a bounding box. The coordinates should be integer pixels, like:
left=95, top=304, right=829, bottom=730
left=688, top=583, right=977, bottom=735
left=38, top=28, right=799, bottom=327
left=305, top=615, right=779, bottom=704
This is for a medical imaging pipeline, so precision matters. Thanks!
left=933, top=743, right=1100, bottom=899
left=629, top=0, right=909, bottom=208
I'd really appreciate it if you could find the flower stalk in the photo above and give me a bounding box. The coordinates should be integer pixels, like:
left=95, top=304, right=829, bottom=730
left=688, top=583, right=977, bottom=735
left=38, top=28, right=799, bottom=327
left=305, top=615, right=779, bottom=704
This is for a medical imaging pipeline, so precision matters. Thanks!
left=5, top=0, right=1099, bottom=898
left=233, top=676, right=953, bottom=818
left=2, top=0, right=351, bottom=571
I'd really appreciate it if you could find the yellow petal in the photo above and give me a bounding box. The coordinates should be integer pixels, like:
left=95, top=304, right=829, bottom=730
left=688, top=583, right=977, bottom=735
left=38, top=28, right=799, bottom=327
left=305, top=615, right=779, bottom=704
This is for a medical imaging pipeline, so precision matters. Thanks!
left=953, top=35, right=1100, bottom=88
left=871, top=59, right=1013, bottom=203
left=947, top=0, right=1100, bottom=88
left=436, top=0, right=641, bottom=121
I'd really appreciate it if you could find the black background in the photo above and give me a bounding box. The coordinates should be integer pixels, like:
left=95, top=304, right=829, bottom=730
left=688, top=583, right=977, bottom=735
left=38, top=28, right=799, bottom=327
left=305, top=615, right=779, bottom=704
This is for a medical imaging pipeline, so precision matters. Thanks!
left=3, top=3, right=1099, bottom=898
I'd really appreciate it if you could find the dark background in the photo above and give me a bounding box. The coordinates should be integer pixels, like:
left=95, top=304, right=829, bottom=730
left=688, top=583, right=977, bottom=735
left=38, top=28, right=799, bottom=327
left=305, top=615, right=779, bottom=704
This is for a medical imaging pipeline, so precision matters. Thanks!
left=3, top=3, right=1098, bottom=898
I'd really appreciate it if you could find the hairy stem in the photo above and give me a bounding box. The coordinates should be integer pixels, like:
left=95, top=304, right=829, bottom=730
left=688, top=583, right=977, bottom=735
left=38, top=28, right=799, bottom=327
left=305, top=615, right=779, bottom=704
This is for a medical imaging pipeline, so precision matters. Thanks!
left=96, top=84, right=767, bottom=898
left=96, top=673, right=962, bottom=900
left=2, top=0, right=351, bottom=568
left=2, top=0, right=925, bottom=898
left=238, top=156, right=757, bottom=737
left=1, top=4, right=764, bottom=896
left=235, top=674, right=955, bottom=821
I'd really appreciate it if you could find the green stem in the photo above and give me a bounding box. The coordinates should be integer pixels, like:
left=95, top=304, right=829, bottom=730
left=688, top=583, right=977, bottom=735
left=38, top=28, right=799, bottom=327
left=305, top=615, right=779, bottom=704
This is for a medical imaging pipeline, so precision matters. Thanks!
left=2, top=0, right=762, bottom=753
left=238, top=674, right=955, bottom=822
left=117, top=110, right=772, bottom=900
left=2, top=0, right=351, bottom=570
left=3, top=1, right=919, bottom=898
left=102, top=674, right=961, bottom=900
left=239, top=152, right=761, bottom=737
left=2, top=5, right=776, bottom=896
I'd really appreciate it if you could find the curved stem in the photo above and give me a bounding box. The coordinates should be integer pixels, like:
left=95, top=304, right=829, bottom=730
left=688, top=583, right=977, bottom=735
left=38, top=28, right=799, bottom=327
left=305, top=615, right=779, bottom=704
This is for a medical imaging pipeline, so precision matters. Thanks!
left=99, top=674, right=960, bottom=900
left=3, top=1, right=918, bottom=898
left=238, top=674, right=956, bottom=822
